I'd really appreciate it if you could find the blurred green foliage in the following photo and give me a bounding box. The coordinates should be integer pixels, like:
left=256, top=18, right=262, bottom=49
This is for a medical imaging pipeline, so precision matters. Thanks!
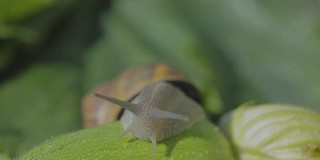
left=0, top=64, right=81, bottom=156
left=0, top=0, right=319, bottom=158
left=0, top=0, right=76, bottom=73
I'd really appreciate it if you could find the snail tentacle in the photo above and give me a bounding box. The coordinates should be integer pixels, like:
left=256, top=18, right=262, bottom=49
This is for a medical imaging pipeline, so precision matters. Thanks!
left=118, top=127, right=131, bottom=138
left=151, top=108, right=190, bottom=121
left=91, top=93, right=141, bottom=116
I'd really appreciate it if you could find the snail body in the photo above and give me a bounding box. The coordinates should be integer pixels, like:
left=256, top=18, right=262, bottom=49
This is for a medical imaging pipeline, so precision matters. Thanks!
left=89, top=63, right=206, bottom=151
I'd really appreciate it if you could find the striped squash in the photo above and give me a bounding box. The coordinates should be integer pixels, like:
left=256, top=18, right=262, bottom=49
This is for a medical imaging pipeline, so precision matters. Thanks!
left=225, top=104, right=320, bottom=160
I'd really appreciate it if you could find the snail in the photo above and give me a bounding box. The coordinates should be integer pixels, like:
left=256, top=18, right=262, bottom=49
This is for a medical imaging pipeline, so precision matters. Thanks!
left=83, top=63, right=206, bottom=151
left=82, top=63, right=202, bottom=127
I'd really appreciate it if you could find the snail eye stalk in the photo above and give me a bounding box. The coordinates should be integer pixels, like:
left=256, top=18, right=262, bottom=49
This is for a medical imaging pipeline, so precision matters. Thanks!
left=91, top=93, right=141, bottom=116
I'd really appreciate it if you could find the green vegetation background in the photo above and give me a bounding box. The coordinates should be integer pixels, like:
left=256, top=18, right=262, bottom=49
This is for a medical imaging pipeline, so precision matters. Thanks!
left=0, top=0, right=319, bottom=158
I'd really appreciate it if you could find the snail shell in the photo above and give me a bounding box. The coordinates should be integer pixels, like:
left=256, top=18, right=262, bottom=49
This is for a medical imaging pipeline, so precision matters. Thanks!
left=82, top=63, right=200, bottom=128
left=92, top=81, right=205, bottom=151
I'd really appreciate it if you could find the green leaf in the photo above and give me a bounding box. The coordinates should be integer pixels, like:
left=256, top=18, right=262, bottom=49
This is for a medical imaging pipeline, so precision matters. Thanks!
left=0, top=0, right=53, bottom=23
left=18, top=121, right=234, bottom=160
left=0, top=153, right=10, bottom=160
